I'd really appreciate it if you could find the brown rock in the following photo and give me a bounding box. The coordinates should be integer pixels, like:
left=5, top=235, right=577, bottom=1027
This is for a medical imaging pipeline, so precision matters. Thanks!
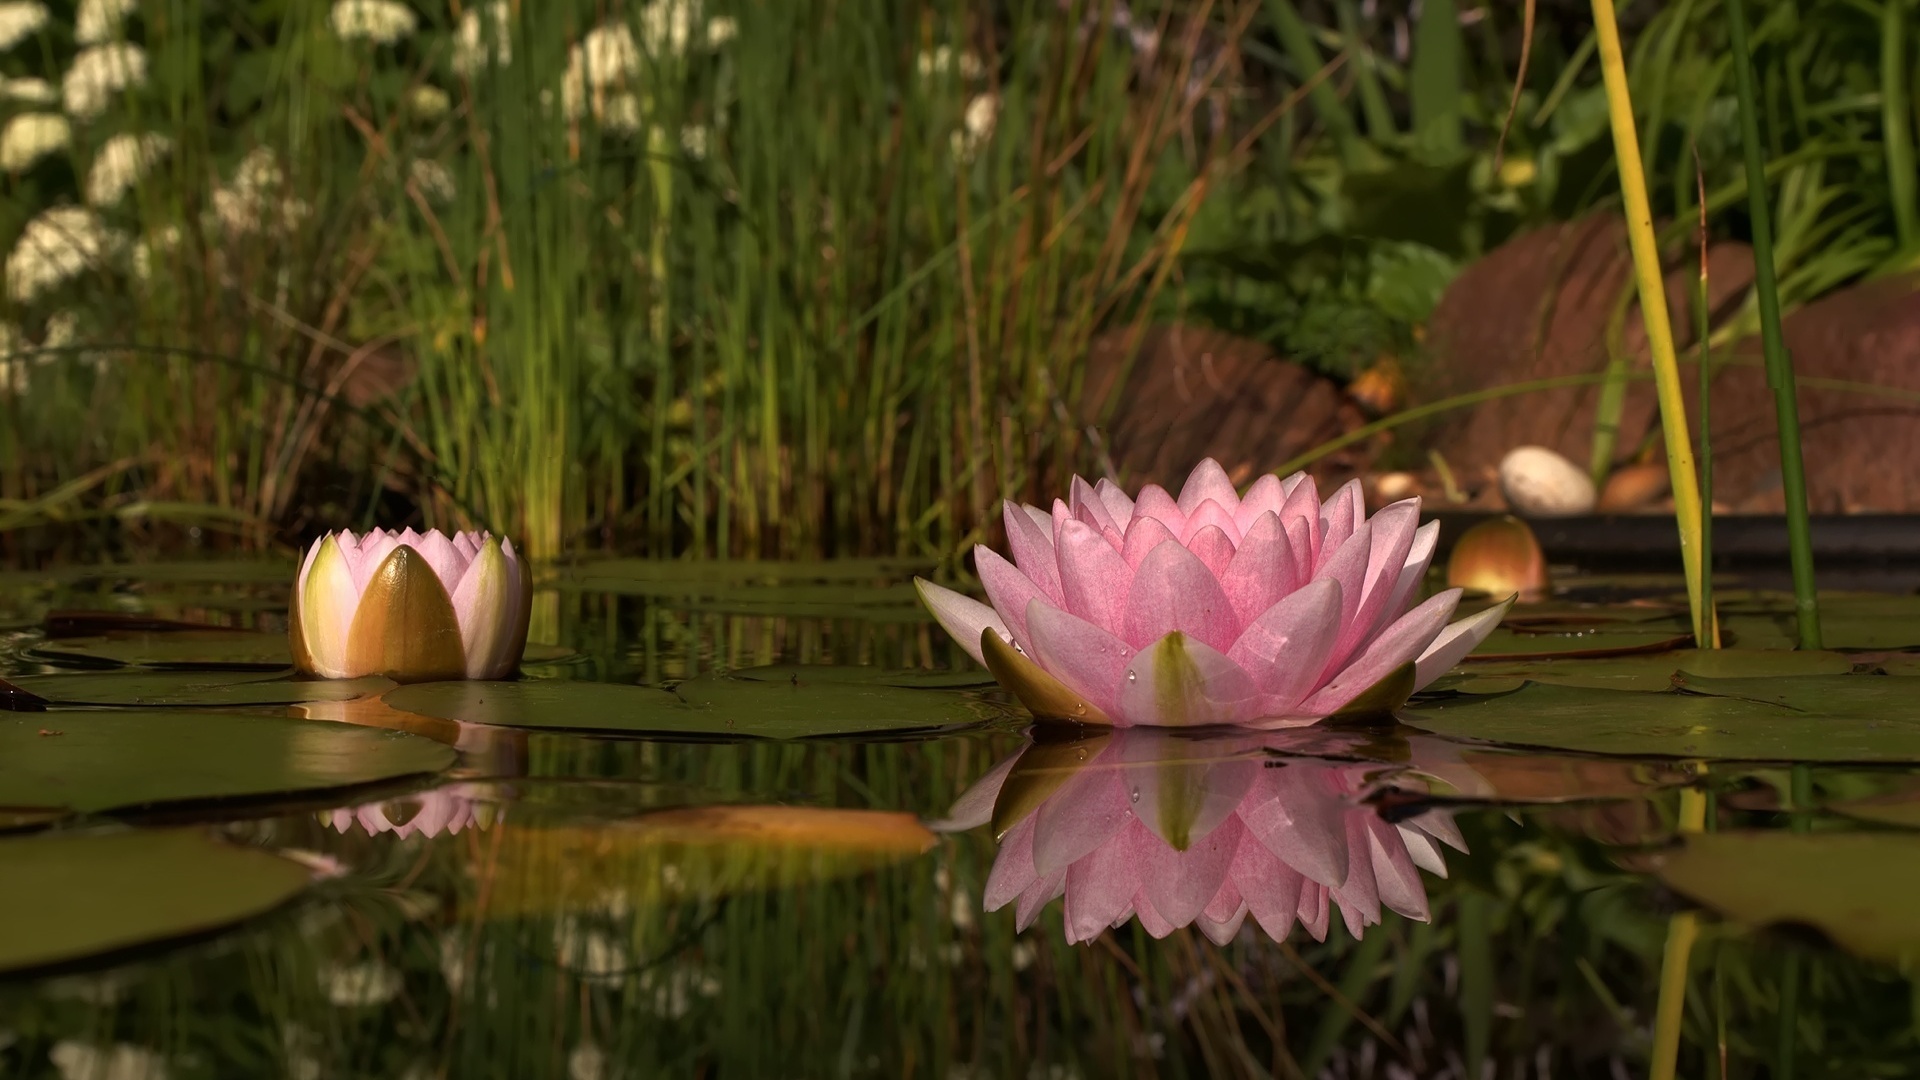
left=1080, top=324, right=1371, bottom=491
left=1597, top=462, right=1670, bottom=512
left=1423, top=214, right=1755, bottom=482
left=1688, top=274, right=1920, bottom=512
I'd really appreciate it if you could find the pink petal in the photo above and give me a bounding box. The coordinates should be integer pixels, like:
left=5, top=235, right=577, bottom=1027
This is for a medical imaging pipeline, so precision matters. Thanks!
left=927, top=751, right=1021, bottom=833
left=1413, top=595, right=1513, bottom=690
left=915, top=578, right=1010, bottom=667
left=1120, top=734, right=1257, bottom=849
left=1119, top=515, right=1180, bottom=572
left=1070, top=476, right=1119, bottom=536
left=1120, top=541, right=1239, bottom=653
left=1015, top=869, right=1067, bottom=932
left=1141, top=813, right=1243, bottom=928
left=1132, top=888, right=1179, bottom=938
left=1180, top=498, right=1241, bottom=546
left=1095, top=478, right=1136, bottom=527
left=975, top=546, right=1048, bottom=653
left=451, top=531, right=482, bottom=560
left=1397, top=824, right=1449, bottom=877
left=1176, top=458, right=1240, bottom=517
left=1196, top=897, right=1250, bottom=946
left=1308, top=519, right=1376, bottom=675
left=348, top=530, right=403, bottom=591
left=1295, top=588, right=1461, bottom=716
left=1133, top=484, right=1186, bottom=539
left=1235, top=474, right=1286, bottom=535
left=1063, top=820, right=1145, bottom=943
left=1115, top=632, right=1258, bottom=726
left=1297, top=883, right=1331, bottom=942
left=1232, top=833, right=1305, bottom=942
left=1185, top=525, right=1236, bottom=582
left=983, top=816, right=1040, bottom=911
left=1003, top=502, right=1064, bottom=607
left=1370, top=520, right=1440, bottom=636
left=1332, top=812, right=1383, bottom=931
left=1405, top=810, right=1469, bottom=853
left=1219, top=511, right=1298, bottom=626
left=1026, top=599, right=1134, bottom=717
left=1284, top=515, right=1316, bottom=592
left=1316, top=479, right=1365, bottom=572
left=1032, top=767, right=1135, bottom=876
left=1227, top=579, right=1342, bottom=706
left=1326, top=502, right=1420, bottom=671
left=410, top=529, right=472, bottom=593
left=1021, top=503, right=1052, bottom=535
left=1241, top=765, right=1350, bottom=888
left=1365, top=815, right=1431, bottom=922
left=1055, top=519, right=1132, bottom=637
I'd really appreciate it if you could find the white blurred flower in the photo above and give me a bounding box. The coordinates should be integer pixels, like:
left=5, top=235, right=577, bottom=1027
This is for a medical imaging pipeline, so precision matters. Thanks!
left=552, top=917, right=629, bottom=987
left=211, top=147, right=308, bottom=233
left=704, top=15, right=735, bottom=46
left=48, top=1042, right=169, bottom=1080
left=437, top=931, right=468, bottom=992
left=408, top=158, right=455, bottom=202
left=329, top=0, right=415, bottom=44
left=639, top=0, right=693, bottom=55
left=679, top=124, right=707, bottom=159
left=41, top=308, right=76, bottom=349
left=0, top=2, right=48, bottom=52
left=63, top=43, right=147, bottom=120
left=3, top=76, right=58, bottom=103
left=5, top=206, right=123, bottom=303
left=0, top=112, right=68, bottom=172
left=450, top=0, right=510, bottom=74
left=320, top=962, right=402, bottom=1007
left=916, top=45, right=983, bottom=80
left=406, top=83, right=449, bottom=118
left=567, top=1044, right=607, bottom=1080
left=75, top=0, right=136, bottom=44
left=560, top=24, right=640, bottom=125
left=84, top=131, right=168, bottom=205
left=950, top=93, right=997, bottom=161
left=636, top=964, right=720, bottom=1019
left=601, top=92, right=641, bottom=133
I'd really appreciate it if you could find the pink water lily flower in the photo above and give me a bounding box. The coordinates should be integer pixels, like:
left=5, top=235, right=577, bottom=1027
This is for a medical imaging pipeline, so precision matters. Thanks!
left=933, top=728, right=1463, bottom=945
left=292, top=528, right=531, bottom=682
left=915, top=459, right=1510, bottom=726
left=325, top=783, right=496, bottom=840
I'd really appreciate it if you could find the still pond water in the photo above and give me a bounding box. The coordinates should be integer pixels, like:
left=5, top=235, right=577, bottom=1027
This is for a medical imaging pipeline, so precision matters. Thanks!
left=4, top=558, right=1920, bottom=1079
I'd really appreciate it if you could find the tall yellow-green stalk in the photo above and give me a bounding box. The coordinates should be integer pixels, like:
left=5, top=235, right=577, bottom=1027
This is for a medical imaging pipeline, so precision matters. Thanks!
left=1588, top=0, right=1710, bottom=645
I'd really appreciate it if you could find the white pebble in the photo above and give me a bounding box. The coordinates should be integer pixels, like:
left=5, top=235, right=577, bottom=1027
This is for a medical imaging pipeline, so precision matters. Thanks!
left=1498, top=446, right=1596, bottom=517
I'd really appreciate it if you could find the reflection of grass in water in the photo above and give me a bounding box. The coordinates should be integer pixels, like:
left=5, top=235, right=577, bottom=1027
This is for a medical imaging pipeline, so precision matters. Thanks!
left=7, top=746, right=1920, bottom=1076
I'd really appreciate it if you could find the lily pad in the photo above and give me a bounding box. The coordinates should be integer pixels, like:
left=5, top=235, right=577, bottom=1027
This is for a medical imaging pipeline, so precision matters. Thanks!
left=383, top=675, right=1000, bottom=739
left=725, top=664, right=997, bottom=690
left=1402, top=676, right=1920, bottom=762
left=0, top=828, right=312, bottom=973
left=1467, top=625, right=1694, bottom=661
left=28, top=630, right=291, bottom=670
left=12, top=671, right=395, bottom=708
left=0, top=712, right=455, bottom=820
left=1435, top=649, right=1855, bottom=693
left=1655, top=831, right=1920, bottom=965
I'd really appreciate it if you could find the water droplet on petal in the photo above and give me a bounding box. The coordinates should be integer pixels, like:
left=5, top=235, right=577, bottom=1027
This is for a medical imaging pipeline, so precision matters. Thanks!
left=1129, top=787, right=1141, bottom=804
left=1126, top=669, right=1137, bottom=682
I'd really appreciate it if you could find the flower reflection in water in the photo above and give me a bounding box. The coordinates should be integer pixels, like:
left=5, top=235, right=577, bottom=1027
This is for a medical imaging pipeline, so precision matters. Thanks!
left=323, top=782, right=496, bottom=840
left=936, top=728, right=1463, bottom=945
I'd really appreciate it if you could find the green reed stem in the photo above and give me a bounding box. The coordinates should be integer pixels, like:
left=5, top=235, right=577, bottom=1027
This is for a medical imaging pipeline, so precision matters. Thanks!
left=1694, top=150, right=1717, bottom=647
left=1724, top=0, right=1822, bottom=649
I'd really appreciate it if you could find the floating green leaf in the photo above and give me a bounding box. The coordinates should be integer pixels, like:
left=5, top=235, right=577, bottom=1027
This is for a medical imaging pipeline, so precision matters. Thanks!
left=1656, top=831, right=1920, bottom=965
left=29, top=630, right=292, bottom=670
left=1403, top=676, right=1920, bottom=762
left=725, top=664, right=997, bottom=690
left=1436, top=649, right=1855, bottom=693
left=11, top=671, right=394, bottom=708
left=382, top=673, right=1002, bottom=739
left=1468, top=625, right=1694, bottom=661
left=0, top=712, right=454, bottom=820
left=0, top=828, right=311, bottom=973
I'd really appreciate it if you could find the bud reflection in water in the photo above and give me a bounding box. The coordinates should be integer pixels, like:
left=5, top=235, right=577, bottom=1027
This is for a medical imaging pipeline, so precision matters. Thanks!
left=936, top=727, right=1464, bottom=945
left=323, top=782, right=496, bottom=840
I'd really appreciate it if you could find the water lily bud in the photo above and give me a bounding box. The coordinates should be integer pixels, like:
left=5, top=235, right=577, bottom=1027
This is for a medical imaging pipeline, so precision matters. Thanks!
left=1498, top=445, right=1596, bottom=517
left=291, top=528, right=530, bottom=681
left=1445, top=515, right=1549, bottom=601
